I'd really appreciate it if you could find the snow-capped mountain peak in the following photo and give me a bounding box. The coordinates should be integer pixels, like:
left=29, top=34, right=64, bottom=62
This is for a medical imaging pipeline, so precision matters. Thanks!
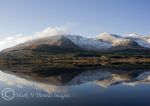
left=96, top=32, right=132, bottom=46
left=65, top=35, right=112, bottom=51
left=120, top=33, right=150, bottom=48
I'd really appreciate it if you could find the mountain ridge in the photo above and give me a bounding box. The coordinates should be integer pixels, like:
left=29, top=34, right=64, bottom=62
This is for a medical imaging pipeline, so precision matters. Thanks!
left=1, top=33, right=150, bottom=53
left=0, top=33, right=150, bottom=60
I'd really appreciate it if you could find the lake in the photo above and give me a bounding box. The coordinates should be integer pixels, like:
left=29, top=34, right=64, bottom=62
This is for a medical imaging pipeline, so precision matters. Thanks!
left=0, top=63, right=150, bottom=106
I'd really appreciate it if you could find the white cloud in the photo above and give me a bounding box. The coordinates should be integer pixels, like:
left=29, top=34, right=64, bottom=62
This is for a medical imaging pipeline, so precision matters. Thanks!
left=35, top=26, right=69, bottom=38
left=0, top=25, right=70, bottom=51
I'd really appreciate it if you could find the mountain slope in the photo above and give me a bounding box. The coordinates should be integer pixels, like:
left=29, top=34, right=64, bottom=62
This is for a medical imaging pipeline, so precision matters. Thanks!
left=1, top=35, right=83, bottom=53
left=66, top=35, right=112, bottom=51
left=0, top=35, right=86, bottom=64
left=126, top=36, right=150, bottom=48
left=96, top=32, right=137, bottom=47
left=0, top=33, right=150, bottom=57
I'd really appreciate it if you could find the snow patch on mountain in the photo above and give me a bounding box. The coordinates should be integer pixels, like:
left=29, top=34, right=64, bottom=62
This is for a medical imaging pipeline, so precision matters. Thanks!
left=96, top=32, right=132, bottom=46
left=132, top=38, right=150, bottom=48
left=66, top=35, right=112, bottom=51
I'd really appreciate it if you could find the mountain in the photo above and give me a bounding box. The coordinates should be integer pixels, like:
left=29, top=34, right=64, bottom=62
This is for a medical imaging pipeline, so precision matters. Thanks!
left=0, top=35, right=114, bottom=64
left=66, top=35, right=112, bottom=51
left=1, top=35, right=114, bottom=54
left=0, top=35, right=86, bottom=64
left=2, top=33, right=149, bottom=54
left=0, top=33, right=150, bottom=64
left=125, top=35, right=150, bottom=48
left=96, top=32, right=140, bottom=47
left=1, top=35, right=83, bottom=53
left=96, top=32, right=130, bottom=46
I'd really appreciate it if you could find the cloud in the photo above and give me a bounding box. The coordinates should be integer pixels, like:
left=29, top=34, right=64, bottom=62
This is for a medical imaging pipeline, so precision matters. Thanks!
left=0, top=25, right=71, bottom=51
left=35, top=26, right=69, bottom=38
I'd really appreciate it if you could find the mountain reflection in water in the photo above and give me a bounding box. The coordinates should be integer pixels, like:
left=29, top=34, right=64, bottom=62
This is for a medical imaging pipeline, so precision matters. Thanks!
left=0, top=63, right=150, bottom=91
left=0, top=63, right=150, bottom=106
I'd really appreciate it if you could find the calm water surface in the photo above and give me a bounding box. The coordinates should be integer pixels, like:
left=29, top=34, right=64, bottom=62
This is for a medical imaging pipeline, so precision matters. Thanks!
left=0, top=64, right=150, bottom=106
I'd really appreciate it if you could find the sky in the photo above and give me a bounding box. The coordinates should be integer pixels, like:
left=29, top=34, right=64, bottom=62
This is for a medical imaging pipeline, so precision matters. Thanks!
left=0, top=0, right=150, bottom=50
left=0, top=0, right=150, bottom=36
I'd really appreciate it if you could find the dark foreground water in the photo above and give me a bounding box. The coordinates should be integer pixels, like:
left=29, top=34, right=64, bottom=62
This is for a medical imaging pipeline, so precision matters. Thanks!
left=0, top=64, right=150, bottom=106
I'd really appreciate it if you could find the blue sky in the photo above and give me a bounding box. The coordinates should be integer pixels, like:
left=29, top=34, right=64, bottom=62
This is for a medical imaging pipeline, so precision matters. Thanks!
left=0, top=0, right=150, bottom=37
